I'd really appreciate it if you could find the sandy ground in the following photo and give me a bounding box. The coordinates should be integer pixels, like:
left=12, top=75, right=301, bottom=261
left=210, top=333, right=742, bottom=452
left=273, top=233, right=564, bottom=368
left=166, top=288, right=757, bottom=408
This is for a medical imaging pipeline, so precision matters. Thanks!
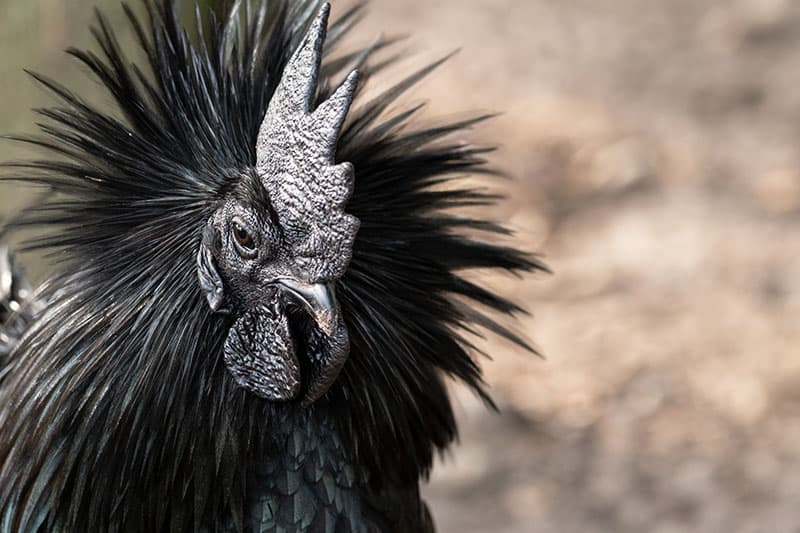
left=3, top=1, right=800, bottom=532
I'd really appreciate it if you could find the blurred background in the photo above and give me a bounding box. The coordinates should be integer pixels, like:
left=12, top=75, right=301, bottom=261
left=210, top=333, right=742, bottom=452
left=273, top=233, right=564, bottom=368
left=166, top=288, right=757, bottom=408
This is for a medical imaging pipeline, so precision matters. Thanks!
left=2, top=0, right=800, bottom=532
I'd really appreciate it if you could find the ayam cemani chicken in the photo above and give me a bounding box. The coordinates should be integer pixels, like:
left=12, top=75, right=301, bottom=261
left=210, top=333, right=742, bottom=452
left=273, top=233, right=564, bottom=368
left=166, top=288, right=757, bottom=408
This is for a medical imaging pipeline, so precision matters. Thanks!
left=0, top=1, right=544, bottom=531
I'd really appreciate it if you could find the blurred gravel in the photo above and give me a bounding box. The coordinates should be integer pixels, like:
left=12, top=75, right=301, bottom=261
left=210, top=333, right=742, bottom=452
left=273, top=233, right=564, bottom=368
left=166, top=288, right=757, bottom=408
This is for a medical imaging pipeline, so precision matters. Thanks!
left=359, top=1, right=800, bottom=532
left=3, top=1, right=800, bottom=532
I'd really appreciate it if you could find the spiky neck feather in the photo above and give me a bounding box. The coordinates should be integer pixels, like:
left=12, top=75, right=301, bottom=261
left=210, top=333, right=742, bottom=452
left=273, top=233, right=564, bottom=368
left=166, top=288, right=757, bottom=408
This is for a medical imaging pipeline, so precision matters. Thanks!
left=0, top=0, right=543, bottom=530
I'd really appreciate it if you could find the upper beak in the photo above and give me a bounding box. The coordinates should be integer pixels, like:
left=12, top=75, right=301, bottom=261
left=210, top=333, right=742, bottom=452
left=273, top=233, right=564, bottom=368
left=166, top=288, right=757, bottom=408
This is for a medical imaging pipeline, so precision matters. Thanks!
left=275, top=278, right=339, bottom=336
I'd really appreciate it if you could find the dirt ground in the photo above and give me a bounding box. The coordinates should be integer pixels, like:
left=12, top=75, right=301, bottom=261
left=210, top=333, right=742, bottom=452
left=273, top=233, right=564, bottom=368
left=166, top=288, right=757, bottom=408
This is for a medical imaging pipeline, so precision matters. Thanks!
left=3, top=1, right=800, bottom=532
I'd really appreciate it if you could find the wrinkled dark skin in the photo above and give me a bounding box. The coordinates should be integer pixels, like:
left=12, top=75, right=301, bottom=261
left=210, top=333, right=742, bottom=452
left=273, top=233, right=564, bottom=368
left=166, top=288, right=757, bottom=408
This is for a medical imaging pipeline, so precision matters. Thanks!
left=196, top=7, right=358, bottom=405
left=197, top=174, right=350, bottom=405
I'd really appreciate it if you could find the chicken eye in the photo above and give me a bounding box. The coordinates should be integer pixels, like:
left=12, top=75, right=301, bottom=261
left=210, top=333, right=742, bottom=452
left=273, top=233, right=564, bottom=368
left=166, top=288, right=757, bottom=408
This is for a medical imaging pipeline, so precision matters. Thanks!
left=231, top=218, right=257, bottom=258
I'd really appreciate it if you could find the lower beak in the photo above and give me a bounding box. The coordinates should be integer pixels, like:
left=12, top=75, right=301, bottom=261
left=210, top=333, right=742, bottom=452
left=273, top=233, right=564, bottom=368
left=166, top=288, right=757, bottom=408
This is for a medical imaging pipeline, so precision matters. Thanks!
left=275, top=278, right=339, bottom=336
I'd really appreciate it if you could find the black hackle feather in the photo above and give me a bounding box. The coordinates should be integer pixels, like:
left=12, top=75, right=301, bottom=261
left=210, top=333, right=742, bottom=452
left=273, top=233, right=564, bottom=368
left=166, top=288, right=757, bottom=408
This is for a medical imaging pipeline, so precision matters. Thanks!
left=0, top=1, right=546, bottom=531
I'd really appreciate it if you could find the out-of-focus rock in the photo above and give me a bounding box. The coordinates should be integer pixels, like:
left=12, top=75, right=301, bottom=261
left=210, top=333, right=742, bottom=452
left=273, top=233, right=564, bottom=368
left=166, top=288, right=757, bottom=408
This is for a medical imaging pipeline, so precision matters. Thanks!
left=700, top=0, right=794, bottom=52
left=569, top=137, right=658, bottom=198
left=752, top=169, right=800, bottom=214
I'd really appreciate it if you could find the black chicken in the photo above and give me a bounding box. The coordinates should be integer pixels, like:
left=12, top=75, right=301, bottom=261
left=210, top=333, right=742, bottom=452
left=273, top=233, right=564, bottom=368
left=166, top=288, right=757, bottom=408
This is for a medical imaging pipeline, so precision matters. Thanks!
left=0, top=1, right=544, bottom=531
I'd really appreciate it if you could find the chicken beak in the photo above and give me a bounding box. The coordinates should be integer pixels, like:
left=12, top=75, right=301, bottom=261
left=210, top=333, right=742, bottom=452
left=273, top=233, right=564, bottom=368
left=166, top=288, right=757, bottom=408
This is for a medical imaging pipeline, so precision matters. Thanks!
left=275, top=278, right=338, bottom=336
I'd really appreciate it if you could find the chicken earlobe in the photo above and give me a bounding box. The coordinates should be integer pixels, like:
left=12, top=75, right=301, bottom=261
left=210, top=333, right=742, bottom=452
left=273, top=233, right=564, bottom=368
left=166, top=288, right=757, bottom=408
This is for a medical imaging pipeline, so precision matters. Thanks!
left=196, top=228, right=226, bottom=313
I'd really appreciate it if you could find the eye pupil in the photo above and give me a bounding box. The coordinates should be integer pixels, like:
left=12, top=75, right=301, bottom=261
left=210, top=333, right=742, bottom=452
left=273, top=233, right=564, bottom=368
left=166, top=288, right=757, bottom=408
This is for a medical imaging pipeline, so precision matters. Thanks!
left=233, top=221, right=255, bottom=250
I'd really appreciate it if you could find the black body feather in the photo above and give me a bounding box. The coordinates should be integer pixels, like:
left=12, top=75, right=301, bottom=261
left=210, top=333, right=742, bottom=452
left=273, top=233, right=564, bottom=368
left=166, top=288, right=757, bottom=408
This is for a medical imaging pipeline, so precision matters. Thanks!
left=0, top=1, right=545, bottom=531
